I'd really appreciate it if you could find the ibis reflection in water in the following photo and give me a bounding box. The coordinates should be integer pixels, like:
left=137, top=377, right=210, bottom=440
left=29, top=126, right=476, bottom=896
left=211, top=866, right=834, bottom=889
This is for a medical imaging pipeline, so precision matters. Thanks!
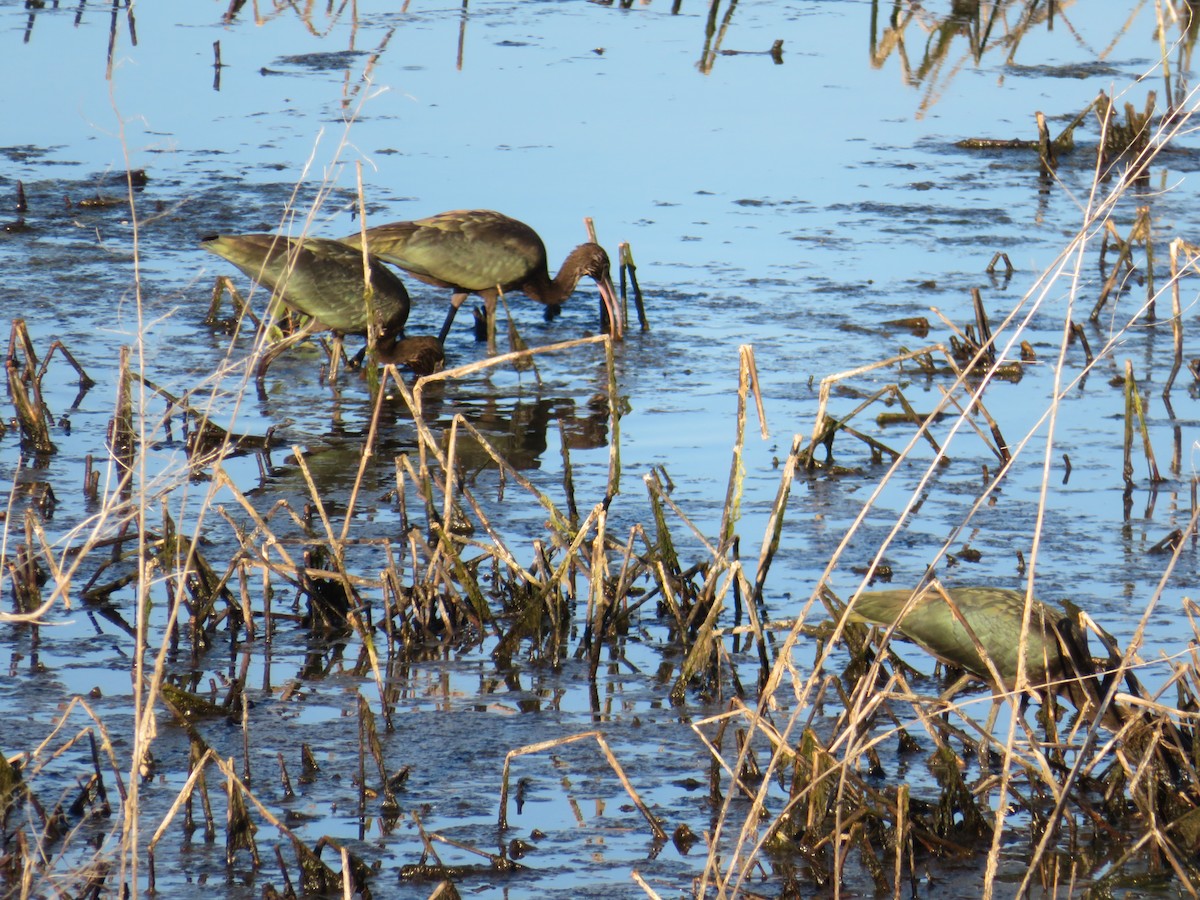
left=341, top=209, right=624, bottom=344
left=201, top=233, right=444, bottom=379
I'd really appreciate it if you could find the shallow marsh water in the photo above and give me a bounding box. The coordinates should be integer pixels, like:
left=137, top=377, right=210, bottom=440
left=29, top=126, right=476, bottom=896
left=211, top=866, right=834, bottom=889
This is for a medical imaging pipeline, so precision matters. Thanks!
left=3, top=0, right=1200, bottom=896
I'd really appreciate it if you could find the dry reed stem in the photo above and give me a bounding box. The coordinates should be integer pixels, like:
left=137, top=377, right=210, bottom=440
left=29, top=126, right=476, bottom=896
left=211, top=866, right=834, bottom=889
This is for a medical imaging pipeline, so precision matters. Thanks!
left=1122, top=359, right=1164, bottom=485
left=336, top=363, right=399, bottom=544
left=603, top=336, right=621, bottom=502
left=443, top=412, right=572, bottom=535
left=933, top=383, right=1006, bottom=462
left=385, top=337, right=623, bottom=614
left=5, top=53, right=408, bottom=897
left=389, top=409, right=537, bottom=589
left=669, top=566, right=739, bottom=702
left=618, top=241, right=649, bottom=333
left=497, top=730, right=667, bottom=841
left=412, top=335, right=608, bottom=411
left=703, top=78, right=1200, bottom=896
left=643, top=473, right=722, bottom=561
left=1164, top=237, right=1187, bottom=396
left=145, top=748, right=218, bottom=851
left=414, top=826, right=527, bottom=871
left=27, top=699, right=127, bottom=805
left=630, top=868, right=664, bottom=899
left=38, top=339, right=96, bottom=391
left=212, top=467, right=301, bottom=570
left=719, top=351, right=750, bottom=546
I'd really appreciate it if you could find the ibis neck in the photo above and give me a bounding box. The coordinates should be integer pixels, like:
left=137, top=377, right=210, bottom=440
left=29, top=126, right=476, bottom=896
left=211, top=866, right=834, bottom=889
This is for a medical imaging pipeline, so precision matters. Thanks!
left=536, top=246, right=594, bottom=306
left=519, top=262, right=578, bottom=307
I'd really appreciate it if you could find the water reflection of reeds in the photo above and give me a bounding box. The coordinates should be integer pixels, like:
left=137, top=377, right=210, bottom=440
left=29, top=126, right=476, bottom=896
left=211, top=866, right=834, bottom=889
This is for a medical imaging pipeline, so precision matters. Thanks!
left=871, top=0, right=1200, bottom=119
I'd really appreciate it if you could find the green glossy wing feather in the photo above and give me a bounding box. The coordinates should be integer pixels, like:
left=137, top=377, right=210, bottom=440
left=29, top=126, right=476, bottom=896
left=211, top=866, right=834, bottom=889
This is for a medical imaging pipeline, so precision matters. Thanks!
left=203, top=234, right=409, bottom=336
left=347, top=210, right=548, bottom=293
left=851, top=587, right=1067, bottom=685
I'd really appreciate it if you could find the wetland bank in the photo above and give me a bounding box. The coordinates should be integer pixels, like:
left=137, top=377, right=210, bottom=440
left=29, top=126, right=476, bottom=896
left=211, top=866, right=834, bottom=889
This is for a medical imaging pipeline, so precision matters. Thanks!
left=5, top=1, right=1200, bottom=897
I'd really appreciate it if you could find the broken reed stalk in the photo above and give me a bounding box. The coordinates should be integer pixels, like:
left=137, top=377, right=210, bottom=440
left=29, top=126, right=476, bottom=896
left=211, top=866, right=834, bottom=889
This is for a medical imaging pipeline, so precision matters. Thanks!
left=204, top=275, right=261, bottom=332
left=8, top=358, right=56, bottom=455
left=338, top=361, right=396, bottom=544
left=496, top=289, right=535, bottom=361
left=497, top=731, right=666, bottom=840
left=557, top=417, right=580, bottom=526
left=1165, top=238, right=1184, bottom=397
left=804, top=345, right=954, bottom=466
left=352, top=161, right=382, bottom=396
left=1036, top=110, right=1056, bottom=175
left=587, top=505, right=611, bottom=677
left=1163, top=237, right=1200, bottom=398
left=742, top=435, right=803, bottom=684
left=357, top=694, right=398, bottom=815
left=970, top=288, right=995, bottom=366
left=292, top=447, right=391, bottom=722
left=1092, top=218, right=1138, bottom=321
left=603, top=336, right=621, bottom=505
left=108, top=347, right=134, bottom=481
left=1142, top=207, right=1155, bottom=321
left=407, top=816, right=526, bottom=874
left=801, top=383, right=903, bottom=467
left=147, top=747, right=218, bottom=852
left=6, top=320, right=57, bottom=455
left=1095, top=202, right=1160, bottom=328
left=411, top=335, right=608, bottom=420
left=442, top=416, right=462, bottom=551
left=1122, top=360, right=1163, bottom=488
left=1069, top=321, right=1094, bottom=365
left=38, top=339, right=96, bottom=391
left=669, top=566, right=739, bottom=703
left=940, top=382, right=1010, bottom=464
left=9, top=318, right=40, bottom=379
left=618, top=241, right=649, bottom=331
left=719, top=346, right=753, bottom=546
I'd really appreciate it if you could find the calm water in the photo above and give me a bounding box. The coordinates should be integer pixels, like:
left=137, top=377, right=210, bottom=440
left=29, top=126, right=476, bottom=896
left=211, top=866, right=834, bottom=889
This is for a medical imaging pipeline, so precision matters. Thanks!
left=2, top=0, right=1200, bottom=896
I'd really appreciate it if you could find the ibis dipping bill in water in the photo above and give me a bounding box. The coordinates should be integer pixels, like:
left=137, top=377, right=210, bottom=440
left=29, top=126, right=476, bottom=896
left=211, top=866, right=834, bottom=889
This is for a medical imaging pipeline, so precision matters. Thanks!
left=340, top=209, right=624, bottom=344
left=201, top=234, right=443, bottom=378
left=846, top=585, right=1117, bottom=725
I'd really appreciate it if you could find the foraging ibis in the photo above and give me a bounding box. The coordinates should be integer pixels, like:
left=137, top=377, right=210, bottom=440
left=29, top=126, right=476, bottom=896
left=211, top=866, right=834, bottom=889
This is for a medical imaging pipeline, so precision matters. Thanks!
left=848, top=585, right=1077, bottom=691
left=341, top=209, right=623, bottom=344
left=849, top=584, right=1128, bottom=734
left=201, top=234, right=440, bottom=377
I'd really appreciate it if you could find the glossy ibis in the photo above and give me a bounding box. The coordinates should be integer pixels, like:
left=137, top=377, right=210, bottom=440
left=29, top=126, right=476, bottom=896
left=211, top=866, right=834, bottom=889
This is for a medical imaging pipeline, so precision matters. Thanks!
left=201, top=234, right=440, bottom=378
left=847, top=585, right=1119, bottom=727
left=341, top=209, right=623, bottom=344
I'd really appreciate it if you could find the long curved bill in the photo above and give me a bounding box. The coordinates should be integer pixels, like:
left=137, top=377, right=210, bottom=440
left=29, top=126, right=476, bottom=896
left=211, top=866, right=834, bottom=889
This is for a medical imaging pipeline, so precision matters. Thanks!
left=594, top=269, right=624, bottom=339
